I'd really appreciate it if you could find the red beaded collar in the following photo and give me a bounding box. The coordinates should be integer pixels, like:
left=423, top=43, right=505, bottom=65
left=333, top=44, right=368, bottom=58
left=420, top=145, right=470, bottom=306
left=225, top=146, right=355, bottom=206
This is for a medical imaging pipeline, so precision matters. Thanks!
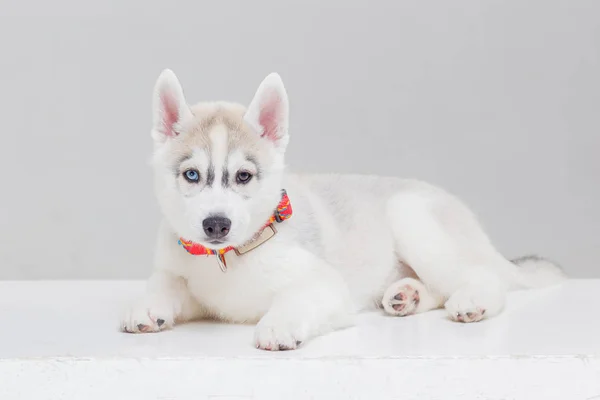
left=178, top=190, right=293, bottom=272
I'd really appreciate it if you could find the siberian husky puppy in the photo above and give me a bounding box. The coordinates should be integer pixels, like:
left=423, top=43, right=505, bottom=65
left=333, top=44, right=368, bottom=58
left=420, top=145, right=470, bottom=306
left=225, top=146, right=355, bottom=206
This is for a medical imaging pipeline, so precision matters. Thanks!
left=120, top=70, right=565, bottom=350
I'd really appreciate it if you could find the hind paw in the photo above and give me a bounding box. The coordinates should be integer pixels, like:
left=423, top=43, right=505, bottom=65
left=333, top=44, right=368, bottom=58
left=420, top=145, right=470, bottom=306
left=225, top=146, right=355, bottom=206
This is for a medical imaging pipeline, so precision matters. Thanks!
left=451, top=308, right=486, bottom=323
left=445, top=289, right=493, bottom=323
left=382, top=280, right=421, bottom=316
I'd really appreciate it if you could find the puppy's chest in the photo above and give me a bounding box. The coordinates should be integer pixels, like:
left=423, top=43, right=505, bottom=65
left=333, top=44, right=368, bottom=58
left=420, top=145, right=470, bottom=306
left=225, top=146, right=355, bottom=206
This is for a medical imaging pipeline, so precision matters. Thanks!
left=184, top=254, right=278, bottom=323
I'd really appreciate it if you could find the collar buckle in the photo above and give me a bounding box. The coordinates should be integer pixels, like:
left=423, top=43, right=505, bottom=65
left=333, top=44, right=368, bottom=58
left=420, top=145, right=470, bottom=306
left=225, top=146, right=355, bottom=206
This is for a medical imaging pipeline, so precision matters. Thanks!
left=234, top=223, right=277, bottom=256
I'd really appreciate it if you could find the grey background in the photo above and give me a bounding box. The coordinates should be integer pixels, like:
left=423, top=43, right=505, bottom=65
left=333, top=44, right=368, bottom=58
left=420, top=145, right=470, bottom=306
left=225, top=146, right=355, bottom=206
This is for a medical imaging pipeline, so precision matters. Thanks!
left=0, top=1, right=598, bottom=279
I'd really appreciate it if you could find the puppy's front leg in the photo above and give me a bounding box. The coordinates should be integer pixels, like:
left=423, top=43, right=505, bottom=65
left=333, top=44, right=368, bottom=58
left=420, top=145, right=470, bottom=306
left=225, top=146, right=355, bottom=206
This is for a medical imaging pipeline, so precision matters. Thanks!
left=121, top=221, right=204, bottom=333
left=254, top=248, right=353, bottom=351
left=120, top=270, right=201, bottom=333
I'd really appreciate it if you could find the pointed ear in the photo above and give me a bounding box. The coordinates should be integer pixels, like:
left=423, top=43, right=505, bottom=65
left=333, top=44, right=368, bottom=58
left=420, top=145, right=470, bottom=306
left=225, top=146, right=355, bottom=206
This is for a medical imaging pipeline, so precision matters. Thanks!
left=243, top=73, right=289, bottom=150
left=151, top=69, right=193, bottom=143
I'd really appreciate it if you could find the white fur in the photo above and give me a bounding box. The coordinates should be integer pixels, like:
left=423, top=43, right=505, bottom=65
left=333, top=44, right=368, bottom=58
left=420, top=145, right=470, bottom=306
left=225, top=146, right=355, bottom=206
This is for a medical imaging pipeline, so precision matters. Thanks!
left=120, top=70, right=566, bottom=350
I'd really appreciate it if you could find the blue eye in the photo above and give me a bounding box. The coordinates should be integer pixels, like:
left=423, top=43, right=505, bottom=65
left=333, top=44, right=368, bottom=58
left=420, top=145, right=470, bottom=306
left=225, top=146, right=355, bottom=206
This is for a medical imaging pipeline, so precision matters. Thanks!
left=183, top=169, right=200, bottom=183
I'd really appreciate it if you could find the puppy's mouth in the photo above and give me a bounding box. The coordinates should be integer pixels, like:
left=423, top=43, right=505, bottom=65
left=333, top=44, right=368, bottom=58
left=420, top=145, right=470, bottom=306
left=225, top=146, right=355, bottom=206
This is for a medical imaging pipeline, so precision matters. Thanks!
left=192, top=236, right=233, bottom=248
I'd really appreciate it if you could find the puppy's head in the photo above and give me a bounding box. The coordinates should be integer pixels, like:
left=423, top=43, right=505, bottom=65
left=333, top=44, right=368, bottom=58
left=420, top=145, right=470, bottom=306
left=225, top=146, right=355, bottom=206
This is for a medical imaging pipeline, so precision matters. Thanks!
left=151, top=70, right=289, bottom=248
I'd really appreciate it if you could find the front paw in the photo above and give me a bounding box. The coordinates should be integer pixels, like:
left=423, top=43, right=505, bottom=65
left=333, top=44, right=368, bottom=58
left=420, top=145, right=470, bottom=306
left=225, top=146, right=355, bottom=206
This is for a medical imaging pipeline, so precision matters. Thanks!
left=254, top=312, right=307, bottom=351
left=120, top=298, right=175, bottom=334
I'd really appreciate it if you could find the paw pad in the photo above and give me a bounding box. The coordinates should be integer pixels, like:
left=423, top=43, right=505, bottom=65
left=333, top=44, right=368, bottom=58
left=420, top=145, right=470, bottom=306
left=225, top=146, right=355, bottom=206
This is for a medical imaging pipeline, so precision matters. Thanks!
left=454, top=308, right=486, bottom=323
left=386, top=284, right=420, bottom=316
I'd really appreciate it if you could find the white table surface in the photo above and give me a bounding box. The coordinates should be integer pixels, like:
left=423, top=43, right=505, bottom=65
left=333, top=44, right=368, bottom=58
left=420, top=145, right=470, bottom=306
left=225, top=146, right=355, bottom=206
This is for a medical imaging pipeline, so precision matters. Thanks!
left=1, top=279, right=599, bottom=399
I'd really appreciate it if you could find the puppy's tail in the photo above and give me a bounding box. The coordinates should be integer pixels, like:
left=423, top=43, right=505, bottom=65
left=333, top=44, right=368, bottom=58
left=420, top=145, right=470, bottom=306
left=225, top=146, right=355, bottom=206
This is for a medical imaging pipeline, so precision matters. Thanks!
left=508, top=255, right=566, bottom=289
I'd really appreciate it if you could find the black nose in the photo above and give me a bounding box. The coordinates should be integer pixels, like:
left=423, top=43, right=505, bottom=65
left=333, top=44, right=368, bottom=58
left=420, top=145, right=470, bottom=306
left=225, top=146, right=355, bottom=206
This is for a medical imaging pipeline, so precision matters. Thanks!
left=202, top=216, right=232, bottom=239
